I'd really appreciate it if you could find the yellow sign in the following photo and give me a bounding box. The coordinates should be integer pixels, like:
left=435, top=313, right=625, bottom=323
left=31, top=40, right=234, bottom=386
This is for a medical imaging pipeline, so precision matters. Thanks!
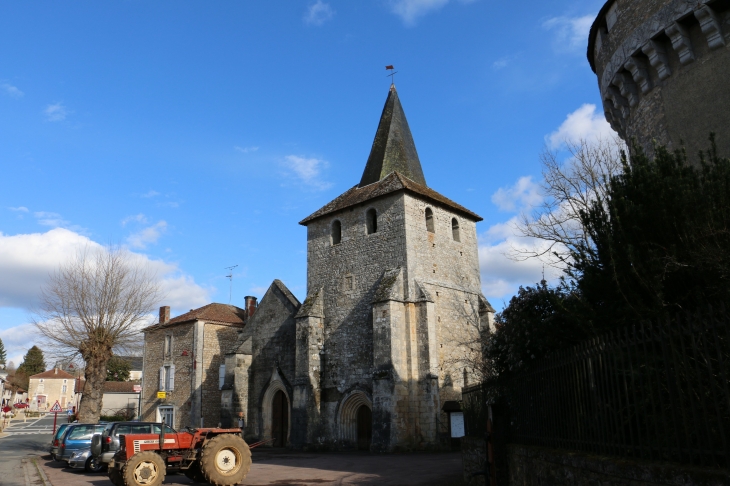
left=157, top=391, right=167, bottom=399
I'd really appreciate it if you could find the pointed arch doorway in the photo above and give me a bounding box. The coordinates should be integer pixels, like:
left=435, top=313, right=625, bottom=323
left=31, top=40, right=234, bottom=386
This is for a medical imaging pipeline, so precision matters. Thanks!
left=272, top=390, right=288, bottom=447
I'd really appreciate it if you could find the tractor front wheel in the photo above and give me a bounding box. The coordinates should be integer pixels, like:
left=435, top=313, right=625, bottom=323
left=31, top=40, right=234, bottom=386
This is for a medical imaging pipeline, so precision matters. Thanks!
left=121, top=451, right=166, bottom=486
left=108, top=466, right=124, bottom=486
left=199, top=434, right=251, bottom=486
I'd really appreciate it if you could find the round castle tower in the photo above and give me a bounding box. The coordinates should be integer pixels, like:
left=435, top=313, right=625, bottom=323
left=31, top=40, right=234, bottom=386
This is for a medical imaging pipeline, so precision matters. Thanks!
left=588, top=0, right=730, bottom=160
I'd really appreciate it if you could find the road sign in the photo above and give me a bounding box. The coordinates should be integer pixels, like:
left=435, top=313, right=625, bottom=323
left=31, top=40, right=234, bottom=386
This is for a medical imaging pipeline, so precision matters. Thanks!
left=49, top=401, right=63, bottom=413
left=157, top=391, right=167, bottom=399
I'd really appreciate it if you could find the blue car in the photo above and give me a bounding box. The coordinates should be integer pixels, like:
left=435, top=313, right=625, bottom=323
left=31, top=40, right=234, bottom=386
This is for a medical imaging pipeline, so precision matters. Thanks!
left=57, top=423, right=107, bottom=472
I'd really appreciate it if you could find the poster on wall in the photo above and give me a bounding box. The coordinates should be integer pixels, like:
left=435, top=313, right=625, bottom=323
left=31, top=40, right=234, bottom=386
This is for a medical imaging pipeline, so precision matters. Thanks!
left=450, top=412, right=465, bottom=438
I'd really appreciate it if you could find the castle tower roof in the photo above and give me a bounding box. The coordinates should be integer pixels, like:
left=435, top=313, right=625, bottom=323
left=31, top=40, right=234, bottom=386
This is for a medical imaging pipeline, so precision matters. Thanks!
left=359, top=85, right=426, bottom=188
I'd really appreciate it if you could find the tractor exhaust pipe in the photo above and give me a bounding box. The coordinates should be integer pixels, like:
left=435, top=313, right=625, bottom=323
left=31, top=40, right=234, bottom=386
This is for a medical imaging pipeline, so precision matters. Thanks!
left=159, top=422, right=165, bottom=451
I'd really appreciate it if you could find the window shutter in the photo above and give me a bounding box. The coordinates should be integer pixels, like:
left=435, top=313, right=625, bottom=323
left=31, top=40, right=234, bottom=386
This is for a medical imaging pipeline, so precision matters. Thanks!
left=169, top=365, right=175, bottom=391
left=219, top=364, right=226, bottom=390
left=159, top=367, right=165, bottom=391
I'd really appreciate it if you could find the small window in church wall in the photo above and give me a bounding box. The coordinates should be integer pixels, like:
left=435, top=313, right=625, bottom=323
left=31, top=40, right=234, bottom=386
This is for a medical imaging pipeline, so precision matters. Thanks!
left=425, top=208, right=435, bottom=233
left=332, top=220, right=342, bottom=245
left=452, top=218, right=460, bottom=242
left=366, top=208, right=377, bottom=234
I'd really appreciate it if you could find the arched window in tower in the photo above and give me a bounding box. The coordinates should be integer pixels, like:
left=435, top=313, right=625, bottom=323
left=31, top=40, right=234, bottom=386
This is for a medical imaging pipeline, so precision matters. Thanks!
left=366, top=208, right=377, bottom=234
left=332, top=220, right=342, bottom=245
left=425, top=208, right=435, bottom=233
left=452, top=218, right=460, bottom=242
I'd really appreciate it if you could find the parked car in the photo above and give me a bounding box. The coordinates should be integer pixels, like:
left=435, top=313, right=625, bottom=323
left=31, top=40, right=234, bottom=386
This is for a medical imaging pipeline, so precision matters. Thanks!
left=57, top=423, right=107, bottom=472
left=94, top=422, right=176, bottom=466
left=50, top=423, right=72, bottom=461
left=13, top=402, right=29, bottom=409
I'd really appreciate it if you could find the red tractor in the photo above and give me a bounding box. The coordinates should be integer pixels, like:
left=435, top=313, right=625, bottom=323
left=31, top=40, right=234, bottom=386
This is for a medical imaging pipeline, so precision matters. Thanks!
left=100, top=425, right=256, bottom=486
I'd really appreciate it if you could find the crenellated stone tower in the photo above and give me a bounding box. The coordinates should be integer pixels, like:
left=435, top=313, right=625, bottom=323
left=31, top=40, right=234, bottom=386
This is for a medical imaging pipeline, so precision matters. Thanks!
left=292, top=85, right=494, bottom=451
left=588, top=0, right=730, bottom=160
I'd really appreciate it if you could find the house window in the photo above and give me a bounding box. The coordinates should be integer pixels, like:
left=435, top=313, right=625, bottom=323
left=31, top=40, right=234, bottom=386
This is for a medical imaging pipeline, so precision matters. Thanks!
left=164, top=334, right=173, bottom=356
left=219, top=364, right=226, bottom=390
left=331, top=220, right=342, bottom=245
left=62, top=385, right=67, bottom=393
left=452, top=218, right=460, bottom=242
left=345, top=275, right=354, bottom=290
left=425, top=208, right=435, bottom=233
left=366, top=208, right=377, bottom=234
left=159, top=365, right=175, bottom=391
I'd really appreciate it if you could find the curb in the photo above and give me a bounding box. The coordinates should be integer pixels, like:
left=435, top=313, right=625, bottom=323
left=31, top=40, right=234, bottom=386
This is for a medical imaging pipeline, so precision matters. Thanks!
left=22, top=456, right=53, bottom=486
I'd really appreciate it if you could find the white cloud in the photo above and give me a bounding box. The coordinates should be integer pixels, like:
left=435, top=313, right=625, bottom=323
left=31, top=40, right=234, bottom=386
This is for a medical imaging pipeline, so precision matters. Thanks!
left=121, top=214, right=148, bottom=226
left=0, top=323, right=37, bottom=369
left=33, top=211, right=70, bottom=228
left=141, top=190, right=160, bottom=198
left=9, top=206, right=29, bottom=213
left=0, top=227, right=210, bottom=312
left=235, top=146, right=259, bottom=154
left=282, top=155, right=333, bottom=191
left=390, top=0, right=449, bottom=25
left=478, top=217, right=564, bottom=307
left=1, top=83, right=23, bottom=97
left=548, top=104, right=615, bottom=149
left=126, top=221, right=168, bottom=249
left=304, top=1, right=334, bottom=26
left=542, top=14, right=595, bottom=53
left=491, top=176, right=542, bottom=213
left=44, top=102, right=69, bottom=122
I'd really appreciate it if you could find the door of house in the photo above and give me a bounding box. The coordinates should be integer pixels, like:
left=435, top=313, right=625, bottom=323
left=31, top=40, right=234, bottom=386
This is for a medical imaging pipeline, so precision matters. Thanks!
left=158, top=406, right=174, bottom=428
left=356, top=405, right=372, bottom=450
left=271, top=390, right=288, bottom=447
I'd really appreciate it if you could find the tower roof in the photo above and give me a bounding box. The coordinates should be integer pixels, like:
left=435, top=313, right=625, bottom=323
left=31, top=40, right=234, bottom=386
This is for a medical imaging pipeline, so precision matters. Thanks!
left=359, top=85, right=426, bottom=187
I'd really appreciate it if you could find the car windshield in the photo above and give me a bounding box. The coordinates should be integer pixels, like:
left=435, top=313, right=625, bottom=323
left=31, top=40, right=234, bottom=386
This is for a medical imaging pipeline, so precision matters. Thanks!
left=54, top=424, right=69, bottom=441
left=67, top=425, right=104, bottom=440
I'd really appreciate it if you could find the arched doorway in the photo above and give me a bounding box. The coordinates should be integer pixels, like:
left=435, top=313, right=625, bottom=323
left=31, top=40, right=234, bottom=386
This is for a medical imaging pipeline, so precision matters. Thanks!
left=271, top=390, right=288, bottom=447
left=356, top=405, right=372, bottom=450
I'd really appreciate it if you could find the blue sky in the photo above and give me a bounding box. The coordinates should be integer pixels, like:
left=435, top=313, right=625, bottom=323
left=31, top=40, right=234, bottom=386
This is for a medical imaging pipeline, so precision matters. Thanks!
left=0, top=0, right=614, bottom=366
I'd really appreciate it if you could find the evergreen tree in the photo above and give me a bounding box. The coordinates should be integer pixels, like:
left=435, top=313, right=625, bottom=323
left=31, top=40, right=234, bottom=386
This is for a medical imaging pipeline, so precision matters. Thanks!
left=570, top=135, right=730, bottom=326
left=106, top=356, right=131, bottom=382
left=17, top=345, right=46, bottom=377
left=0, top=337, right=6, bottom=366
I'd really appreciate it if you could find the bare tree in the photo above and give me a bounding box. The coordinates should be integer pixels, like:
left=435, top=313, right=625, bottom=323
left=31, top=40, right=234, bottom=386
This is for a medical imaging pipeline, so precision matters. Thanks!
left=34, top=246, right=161, bottom=422
left=512, top=135, right=626, bottom=267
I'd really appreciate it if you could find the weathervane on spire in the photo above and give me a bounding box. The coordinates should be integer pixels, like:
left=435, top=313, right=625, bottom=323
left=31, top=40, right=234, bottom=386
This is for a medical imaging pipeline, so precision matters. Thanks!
left=386, top=65, right=397, bottom=86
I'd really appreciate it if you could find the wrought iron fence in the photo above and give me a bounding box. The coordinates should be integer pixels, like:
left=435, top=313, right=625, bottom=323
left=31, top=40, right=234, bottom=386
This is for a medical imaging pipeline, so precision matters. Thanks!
left=463, top=307, right=730, bottom=469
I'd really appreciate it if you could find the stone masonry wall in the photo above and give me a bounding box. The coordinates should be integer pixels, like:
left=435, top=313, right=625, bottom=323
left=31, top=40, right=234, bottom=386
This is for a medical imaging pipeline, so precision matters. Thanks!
left=591, top=0, right=730, bottom=160
left=248, top=283, right=298, bottom=440
left=305, top=191, right=409, bottom=444
left=200, top=322, right=241, bottom=428
left=142, top=322, right=195, bottom=430
left=403, top=193, right=483, bottom=440
left=508, top=444, right=730, bottom=486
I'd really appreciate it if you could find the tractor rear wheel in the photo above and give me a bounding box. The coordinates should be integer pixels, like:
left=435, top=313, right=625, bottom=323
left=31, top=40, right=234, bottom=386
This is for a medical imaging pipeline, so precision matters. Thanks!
left=199, top=434, right=251, bottom=486
left=121, top=451, right=166, bottom=486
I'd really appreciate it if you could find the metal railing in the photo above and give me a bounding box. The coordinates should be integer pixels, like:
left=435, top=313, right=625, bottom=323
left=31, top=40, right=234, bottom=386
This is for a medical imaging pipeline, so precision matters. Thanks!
left=463, top=307, right=730, bottom=468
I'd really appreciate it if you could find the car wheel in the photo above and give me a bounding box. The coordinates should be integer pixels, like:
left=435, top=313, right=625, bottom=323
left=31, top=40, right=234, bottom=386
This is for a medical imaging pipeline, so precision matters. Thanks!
left=86, top=456, right=105, bottom=473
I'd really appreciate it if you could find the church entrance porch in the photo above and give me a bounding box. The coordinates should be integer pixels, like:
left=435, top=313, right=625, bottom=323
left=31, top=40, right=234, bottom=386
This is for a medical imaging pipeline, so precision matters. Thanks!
left=272, top=390, right=288, bottom=447
left=356, top=405, right=372, bottom=450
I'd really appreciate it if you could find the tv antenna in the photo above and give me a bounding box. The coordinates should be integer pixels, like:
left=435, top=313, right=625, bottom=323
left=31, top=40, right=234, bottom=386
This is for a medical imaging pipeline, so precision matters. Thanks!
left=225, top=265, right=238, bottom=304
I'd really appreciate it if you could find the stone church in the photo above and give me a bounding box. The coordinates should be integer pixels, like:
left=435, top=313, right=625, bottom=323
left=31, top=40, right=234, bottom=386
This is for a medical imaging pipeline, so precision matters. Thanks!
left=143, top=85, right=494, bottom=452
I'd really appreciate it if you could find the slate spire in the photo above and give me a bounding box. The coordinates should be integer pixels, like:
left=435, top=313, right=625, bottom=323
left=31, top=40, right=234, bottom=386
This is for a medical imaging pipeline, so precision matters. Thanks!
left=359, top=85, right=427, bottom=187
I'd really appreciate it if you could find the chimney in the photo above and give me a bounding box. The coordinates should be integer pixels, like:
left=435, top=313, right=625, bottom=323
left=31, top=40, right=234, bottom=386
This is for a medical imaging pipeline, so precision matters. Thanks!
left=159, top=306, right=170, bottom=324
left=244, top=296, right=257, bottom=319
left=54, top=368, right=58, bottom=375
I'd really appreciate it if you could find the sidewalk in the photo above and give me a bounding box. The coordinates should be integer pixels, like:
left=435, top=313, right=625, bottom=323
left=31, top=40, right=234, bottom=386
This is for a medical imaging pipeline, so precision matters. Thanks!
left=22, top=456, right=52, bottom=486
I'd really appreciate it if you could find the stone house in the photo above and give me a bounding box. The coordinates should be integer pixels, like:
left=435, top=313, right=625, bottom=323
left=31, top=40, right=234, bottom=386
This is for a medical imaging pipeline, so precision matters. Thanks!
left=140, top=302, right=255, bottom=429
left=28, top=368, right=76, bottom=411
left=101, top=381, right=142, bottom=417
left=223, top=85, right=494, bottom=451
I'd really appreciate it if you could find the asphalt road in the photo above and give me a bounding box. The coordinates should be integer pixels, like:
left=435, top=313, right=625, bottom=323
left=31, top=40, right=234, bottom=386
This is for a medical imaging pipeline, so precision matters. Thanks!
left=0, top=413, right=56, bottom=486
